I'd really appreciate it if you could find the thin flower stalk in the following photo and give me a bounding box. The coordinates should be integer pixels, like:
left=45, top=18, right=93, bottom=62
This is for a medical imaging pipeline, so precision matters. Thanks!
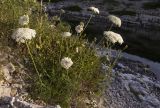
left=81, top=15, right=93, bottom=35
left=26, top=42, right=43, bottom=85
left=97, top=23, right=113, bottom=46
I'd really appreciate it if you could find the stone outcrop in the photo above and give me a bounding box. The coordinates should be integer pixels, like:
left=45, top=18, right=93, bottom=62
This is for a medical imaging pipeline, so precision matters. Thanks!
left=102, top=58, right=160, bottom=108
left=0, top=43, right=160, bottom=108
left=0, top=46, right=57, bottom=108
left=46, top=0, right=160, bottom=40
left=97, top=48, right=160, bottom=108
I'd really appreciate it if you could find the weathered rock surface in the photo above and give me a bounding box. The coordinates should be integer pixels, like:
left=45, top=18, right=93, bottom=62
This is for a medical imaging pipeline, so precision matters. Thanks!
left=103, top=57, right=160, bottom=108
left=0, top=39, right=160, bottom=108
left=0, top=46, right=56, bottom=108
left=46, top=0, right=160, bottom=39
left=45, top=0, right=160, bottom=63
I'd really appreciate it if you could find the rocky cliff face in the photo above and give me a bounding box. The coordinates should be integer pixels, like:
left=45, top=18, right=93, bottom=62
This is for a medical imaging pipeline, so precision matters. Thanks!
left=45, top=0, right=160, bottom=62
left=46, top=0, right=160, bottom=40
left=0, top=46, right=160, bottom=108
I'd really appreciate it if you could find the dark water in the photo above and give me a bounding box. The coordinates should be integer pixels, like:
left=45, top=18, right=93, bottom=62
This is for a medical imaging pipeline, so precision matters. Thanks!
left=66, top=20, right=160, bottom=62
left=81, top=26, right=160, bottom=62
left=119, top=29, right=160, bottom=62
left=45, top=0, right=160, bottom=63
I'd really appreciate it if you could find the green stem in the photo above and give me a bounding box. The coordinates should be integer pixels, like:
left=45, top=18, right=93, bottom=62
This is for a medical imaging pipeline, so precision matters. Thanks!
left=84, top=15, right=93, bottom=32
left=8, top=0, right=16, bottom=25
left=40, top=0, right=43, bottom=14
left=80, top=14, right=93, bottom=36
left=105, top=50, right=121, bottom=87
left=26, top=42, right=43, bottom=84
left=59, top=13, right=62, bottom=19
left=108, top=23, right=113, bottom=31
left=97, top=23, right=113, bottom=46
left=111, top=50, right=122, bottom=67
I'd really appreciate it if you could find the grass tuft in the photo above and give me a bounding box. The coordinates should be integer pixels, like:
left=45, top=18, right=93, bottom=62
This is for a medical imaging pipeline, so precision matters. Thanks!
left=27, top=7, right=105, bottom=108
left=0, top=0, right=111, bottom=107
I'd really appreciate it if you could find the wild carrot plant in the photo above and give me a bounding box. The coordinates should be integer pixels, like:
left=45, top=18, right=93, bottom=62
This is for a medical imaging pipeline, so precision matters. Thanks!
left=0, top=0, right=124, bottom=108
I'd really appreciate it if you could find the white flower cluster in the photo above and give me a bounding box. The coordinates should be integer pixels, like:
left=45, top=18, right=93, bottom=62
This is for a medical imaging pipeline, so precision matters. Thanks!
left=108, top=15, right=121, bottom=27
left=60, top=9, right=65, bottom=14
left=76, top=47, right=79, bottom=53
left=55, top=105, right=61, bottom=108
left=19, top=15, right=29, bottom=26
left=104, top=31, right=123, bottom=44
left=11, top=28, right=36, bottom=43
left=61, top=57, right=73, bottom=69
left=88, top=6, right=99, bottom=14
left=75, top=25, right=84, bottom=33
left=61, top=32, right=72, bottom=37
left=50, top=24, right=56, bottom=29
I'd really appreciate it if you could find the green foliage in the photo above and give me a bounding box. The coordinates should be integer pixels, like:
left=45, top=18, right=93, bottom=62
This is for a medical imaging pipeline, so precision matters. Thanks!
left=0, top=0, right=39, bottom=45
left=0, top=0, right=107, bottom=107
left=28, top=18, right=104, bottom=107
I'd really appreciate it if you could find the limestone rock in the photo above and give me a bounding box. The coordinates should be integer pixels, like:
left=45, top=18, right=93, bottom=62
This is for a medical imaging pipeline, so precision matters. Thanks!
left=154, top=83, right=160, bottom=89
left=0, top=97, right=56, bottom=108
left=0, top=86, right=11, bottom=97
left=6, top=63, right=16, bottom=73
left=143, top=96, right=160, bottom=107
left=1, top=65, right=12, bottom=82
left=117, top=63, right=125, bottom=69
left=129, top=81, right=148, bottom=96
left=10, top=88, right=17, bottom=97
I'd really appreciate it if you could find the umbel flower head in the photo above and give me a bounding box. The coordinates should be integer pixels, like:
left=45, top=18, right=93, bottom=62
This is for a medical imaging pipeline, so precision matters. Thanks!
left=107, top=15, right=121, bottom=27
left=50, top=24, right=56, bottom=29
left=61, top=57, right=73, bottom=69
left=60, top=9, right=65, bottom=14
left=11, top=28, right=36, bottom=43
left=55, top=105, right=61, bottom=108
left=80, top=21, right=85, bottom=27
left=75, top=25, right=84, bottom=33
left=76, top=47, right=79, bottom=53
left=88, top=6, right=99, bottom=14
left=104, top=31, right=123, bottom=44
left=61, top=32, right=72, bottom=37
left=19, top=15, right=29, bottom=26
